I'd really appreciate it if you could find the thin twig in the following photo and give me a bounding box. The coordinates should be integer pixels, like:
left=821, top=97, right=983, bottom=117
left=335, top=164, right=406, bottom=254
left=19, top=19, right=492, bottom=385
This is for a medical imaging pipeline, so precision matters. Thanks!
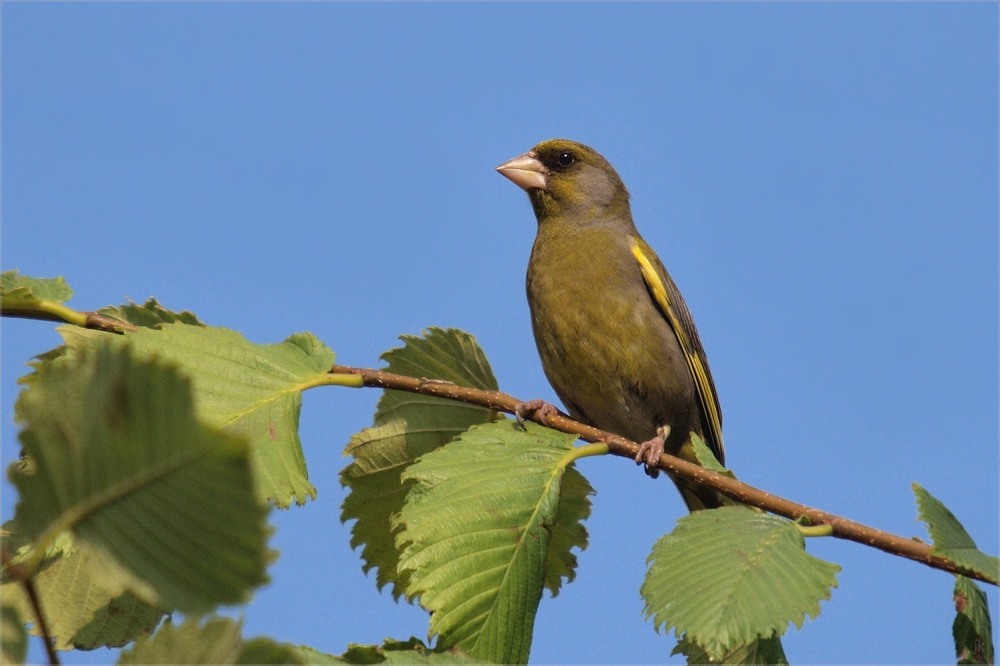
left=82, top=311, right=137, bottom=333
left=331, top=364, right=996, bottom=586
left=1, top=548, right=60, bottom=665
left=2, top=307, right=136, bottom=333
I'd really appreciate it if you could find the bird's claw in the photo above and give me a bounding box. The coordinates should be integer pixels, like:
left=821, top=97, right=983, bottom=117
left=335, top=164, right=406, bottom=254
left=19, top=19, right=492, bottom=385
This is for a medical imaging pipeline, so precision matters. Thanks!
left=514, top=399, right=559, bottom=430
left=635, top=435, right=666, bottom=479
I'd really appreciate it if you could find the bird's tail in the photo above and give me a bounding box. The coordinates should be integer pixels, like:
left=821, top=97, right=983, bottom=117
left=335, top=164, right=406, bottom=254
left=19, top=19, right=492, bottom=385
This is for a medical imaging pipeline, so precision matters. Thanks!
left=669, top=436, right=726, bottom=511
left=673, top=479, right=725, bottom=512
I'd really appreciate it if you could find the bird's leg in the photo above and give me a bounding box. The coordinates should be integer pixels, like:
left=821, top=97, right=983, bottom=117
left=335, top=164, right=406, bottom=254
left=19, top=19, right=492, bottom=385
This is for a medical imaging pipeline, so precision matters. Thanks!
left=635, top=425, right=671, bottom=479
left=514, top=399, right=560, bottom=429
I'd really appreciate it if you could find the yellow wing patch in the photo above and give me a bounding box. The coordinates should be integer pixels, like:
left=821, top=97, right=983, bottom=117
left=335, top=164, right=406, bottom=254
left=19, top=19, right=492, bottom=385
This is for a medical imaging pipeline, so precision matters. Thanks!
left=631, top=243, right=725, bottom=462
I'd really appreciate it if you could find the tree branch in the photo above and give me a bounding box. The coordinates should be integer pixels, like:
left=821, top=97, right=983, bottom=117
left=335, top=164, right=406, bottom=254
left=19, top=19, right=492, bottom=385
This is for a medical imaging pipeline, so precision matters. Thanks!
left=2, top=305, right=136, bottom=333
left=1, top=548, right=60, bottom=665
left=331, top=364, right=996, bottom=586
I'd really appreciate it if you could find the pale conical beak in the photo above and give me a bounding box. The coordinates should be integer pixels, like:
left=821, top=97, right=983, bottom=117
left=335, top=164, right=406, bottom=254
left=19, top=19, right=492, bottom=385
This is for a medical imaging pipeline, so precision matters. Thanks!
left=495, top=152, right=549, bottom=191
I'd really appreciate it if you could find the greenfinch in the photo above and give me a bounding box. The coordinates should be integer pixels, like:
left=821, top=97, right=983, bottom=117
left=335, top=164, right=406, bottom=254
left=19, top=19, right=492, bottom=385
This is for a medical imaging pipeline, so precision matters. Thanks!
left=496, top=139, right=724, bottom=511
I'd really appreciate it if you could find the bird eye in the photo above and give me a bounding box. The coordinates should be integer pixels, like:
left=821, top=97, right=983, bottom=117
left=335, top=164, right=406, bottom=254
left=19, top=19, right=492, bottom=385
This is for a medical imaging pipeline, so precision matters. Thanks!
left=557, top=151, right=575, bottom=167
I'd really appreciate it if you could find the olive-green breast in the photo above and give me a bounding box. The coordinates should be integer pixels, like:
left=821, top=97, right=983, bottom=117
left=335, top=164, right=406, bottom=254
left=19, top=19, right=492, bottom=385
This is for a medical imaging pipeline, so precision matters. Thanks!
left=526, top=220, right=703, bottom=449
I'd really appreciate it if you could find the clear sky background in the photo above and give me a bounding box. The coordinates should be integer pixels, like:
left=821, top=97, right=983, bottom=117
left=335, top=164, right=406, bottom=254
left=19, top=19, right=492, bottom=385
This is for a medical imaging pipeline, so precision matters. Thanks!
left=3, top=4, right=997, bottom=664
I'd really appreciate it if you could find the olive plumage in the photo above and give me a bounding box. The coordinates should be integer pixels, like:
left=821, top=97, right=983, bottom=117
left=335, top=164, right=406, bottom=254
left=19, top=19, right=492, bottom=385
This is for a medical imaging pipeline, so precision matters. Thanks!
left=497, top=139, right=725, bottom=511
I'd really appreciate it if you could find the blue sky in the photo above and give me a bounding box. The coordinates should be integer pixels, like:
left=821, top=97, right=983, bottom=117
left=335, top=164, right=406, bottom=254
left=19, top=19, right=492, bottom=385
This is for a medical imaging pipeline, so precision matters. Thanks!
left=3, top=3, right=997, bottom=664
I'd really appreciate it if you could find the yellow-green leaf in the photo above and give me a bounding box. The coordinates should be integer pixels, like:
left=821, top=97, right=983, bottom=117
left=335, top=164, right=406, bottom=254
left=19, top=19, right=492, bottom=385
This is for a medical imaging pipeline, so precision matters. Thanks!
left=913, top=484, right=999, bottom=585
left=341, top=328, right=500, bottom=599
left=118, top=617, right=243, bottom=665
left=337, top=637, right=476, bottom=664
left=672, top=634, right=788, bottom=664
left=58, top=324, right=346, bottom=508
left=395, top=420, right=593, bottom=664
left=1, top=536, right=164, bottom=650
left=1, top=270, right=73, bottom=305
left=11, top=341, right=271, bottom=614
left=237, top=638, right=341, bottom=664
left=642, top=506, right=839, bottom=661
left=98, top=298, right=204, bottom=328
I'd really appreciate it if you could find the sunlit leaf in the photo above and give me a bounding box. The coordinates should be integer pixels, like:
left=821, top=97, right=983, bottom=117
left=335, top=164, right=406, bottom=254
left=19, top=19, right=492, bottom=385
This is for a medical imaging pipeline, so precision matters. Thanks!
left=98, top=298, right=204, bottom=328
left=913, top=484, right=999, bottom=585
left=672, top=633, right=788, bottom=665
left=118, top=617, right=243, bottom=665
left=1, top=534, right=164, bottom=650
left=688, top=434, right=741, bottom=507
left=338, top=637, right=476, bottom=665
left=237, top=638, right=341, bottom=664
left=341, top=328, right=500, bottom=599
left=690, top=433, right=733, bottom=478
left=11, top=341, right=271, bottom=614
left=59, top=324, right=344, bottom=508
left=1, top=270, right=73, bottom=306
left=643, top=506, right=839, bottom=661
left=121, top=616, right=343, bottom=665
left=396, top=420, right=591, bottom=664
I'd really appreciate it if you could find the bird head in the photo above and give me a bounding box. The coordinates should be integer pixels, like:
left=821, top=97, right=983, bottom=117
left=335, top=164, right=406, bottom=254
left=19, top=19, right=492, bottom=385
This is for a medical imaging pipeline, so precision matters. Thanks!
left=496, top=139, right=631, bottom=224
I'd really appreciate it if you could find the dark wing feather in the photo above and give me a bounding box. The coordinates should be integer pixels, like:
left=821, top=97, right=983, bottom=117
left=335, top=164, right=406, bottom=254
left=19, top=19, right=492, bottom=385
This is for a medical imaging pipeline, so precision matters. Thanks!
left=631, top=238, right=725, bottom=464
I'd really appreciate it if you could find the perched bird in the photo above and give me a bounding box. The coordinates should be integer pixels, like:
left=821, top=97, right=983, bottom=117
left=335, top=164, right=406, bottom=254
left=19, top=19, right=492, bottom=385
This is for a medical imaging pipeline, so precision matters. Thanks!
left=496, top=139, right=725, bottom=511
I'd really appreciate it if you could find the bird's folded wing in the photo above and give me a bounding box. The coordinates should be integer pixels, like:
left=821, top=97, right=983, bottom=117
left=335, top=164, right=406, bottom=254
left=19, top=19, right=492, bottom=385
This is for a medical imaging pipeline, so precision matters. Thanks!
left=631, top=240, right=726, bottom=465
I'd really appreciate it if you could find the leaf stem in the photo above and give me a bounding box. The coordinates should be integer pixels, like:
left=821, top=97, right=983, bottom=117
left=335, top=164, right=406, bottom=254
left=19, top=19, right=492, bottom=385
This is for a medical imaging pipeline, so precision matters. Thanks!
left=564, top=442, right=609, bottom=465
left=36, top=301, right=87, bottom=327
left=300, top=373, right=364, bottom=390
left=797, top=524, right=834, bottom=537
left=330, top=363, right=997, bottom=586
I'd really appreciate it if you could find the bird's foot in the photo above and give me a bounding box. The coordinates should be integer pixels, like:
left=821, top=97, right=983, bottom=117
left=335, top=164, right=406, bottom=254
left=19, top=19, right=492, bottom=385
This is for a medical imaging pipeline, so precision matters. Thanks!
left=514, top=399, right=559, bottom=429
left=635, top=426, right=670, bottom=479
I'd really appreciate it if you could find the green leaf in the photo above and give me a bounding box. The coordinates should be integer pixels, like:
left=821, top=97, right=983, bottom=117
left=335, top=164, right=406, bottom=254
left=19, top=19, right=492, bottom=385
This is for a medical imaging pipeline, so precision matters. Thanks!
left=1, top=524, right=74, bottom=584
left=395, top=420, right=592, bottom=665
left=383, top=648, right=478, bottom=664
left=688, top=433, right=742, bottom=507
left=690, top=433, right=732, bottom=477
left=1, top=600, right=28, bottom=664
left=121, top=616, right=342, bottom=665
left=543, top=464, right=593, bottom=595
left=953, top=575, right=994, bottom=664
left=10, top=340, right=272, bottom=614
left=341, top=643, right=391, bottom=664
left=237, top=638, right=341, bottom=664
left=19, top=347, right=72, bottom=388
left=1, top=270, right=83, bottom=327
left=98, top=298, right=204, bottom=328
left=118, top=617, right=243, bottom=665
left=72, top=592, right=165, bottom=651
left=59, top=323, right=345, bottom=508
left=341, top=328, right=500, bottom=599
left=672, top=634, right=789, bottom=665
left=1, top=537, right=164, bottom=650
left=642, top=505, right=840, bottom=661
left=339, top=638, right=477, bottom=664
left=913, top=484, right=999, bottom=584
left=0, top=521, right=39, bottom=585
left=1, top=270, right=73, bottom=305
left=3, top=528, right=164, bottom=650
